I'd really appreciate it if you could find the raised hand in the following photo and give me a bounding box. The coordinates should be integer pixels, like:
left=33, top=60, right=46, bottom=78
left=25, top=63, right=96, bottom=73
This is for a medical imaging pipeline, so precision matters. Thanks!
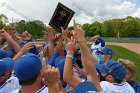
left=73, top=64, right=86, bottom=77
left=61, top=27, right=69, bottom=37
left=42, top=58, right=60, bottom=87
left=0, top=30, right=9, bottom=38
left=72, top=19, right=85, bottom=42
left=66, top=37, right=77, bottom=54
left=21, top=31, right=32, bottom=41
left=20, top=42, right=35, bottom=54
left=55, top=39, right=64, bottom=56
left=61, top=27, right=69, bottom=45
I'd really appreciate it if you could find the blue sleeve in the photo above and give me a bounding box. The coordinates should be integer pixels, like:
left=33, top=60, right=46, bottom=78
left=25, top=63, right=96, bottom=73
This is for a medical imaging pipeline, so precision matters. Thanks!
left=19, top=38, right=34, bottom=47
left=20, top=38, right=37, bottom=54
left=27, top=38, right=34, bottom=42
left=29, top=45, right=37, bottom=54
left=98, top=36, right=105, bottom=47
left=19, top=41, right=27, bottom=47
left=47, top=53, right=59, bottom=66
left=38, top=42, right=49, bottom=53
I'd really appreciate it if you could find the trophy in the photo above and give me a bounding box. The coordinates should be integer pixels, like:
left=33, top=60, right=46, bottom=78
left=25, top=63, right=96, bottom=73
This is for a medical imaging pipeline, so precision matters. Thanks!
left=49, top=2, right=75, bottom=32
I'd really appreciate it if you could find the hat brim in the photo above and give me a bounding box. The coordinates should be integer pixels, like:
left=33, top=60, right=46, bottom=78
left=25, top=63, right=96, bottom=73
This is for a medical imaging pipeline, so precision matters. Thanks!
left=96, top=64, right=107, bottom=73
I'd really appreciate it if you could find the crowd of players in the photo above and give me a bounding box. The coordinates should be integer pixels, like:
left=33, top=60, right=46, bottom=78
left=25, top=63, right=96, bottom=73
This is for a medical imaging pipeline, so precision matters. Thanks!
left=0, top=20, right=140, bottom=93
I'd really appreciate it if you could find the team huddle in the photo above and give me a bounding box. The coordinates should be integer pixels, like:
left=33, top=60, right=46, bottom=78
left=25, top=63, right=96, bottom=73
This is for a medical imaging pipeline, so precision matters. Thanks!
left=0, top=20, right=140, bottom=93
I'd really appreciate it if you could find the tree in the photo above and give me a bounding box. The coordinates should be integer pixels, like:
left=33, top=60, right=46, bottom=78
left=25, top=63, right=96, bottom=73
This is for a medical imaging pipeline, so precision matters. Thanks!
left=90, top=21, right=102, bottom=36
left=25, top=20, right=46, bottom=38
left=15, top=20, right=26, bottom=34
left=101, top=20, right=114, bottom=37
left=82, top=23, right=91, bottom=36
left=123, top=19, right=139, bottom=37
left=111, top=19, right=124, bottom=38
left=0, top=14, right=8, bottom=23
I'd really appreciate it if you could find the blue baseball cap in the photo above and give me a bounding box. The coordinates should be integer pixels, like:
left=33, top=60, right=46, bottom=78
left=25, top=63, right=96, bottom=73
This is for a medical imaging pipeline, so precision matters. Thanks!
left=4, top=51, right=13, bottom=57
left=14, top=53, right=41, bottom=81
left=0, top=57, right=14, bottom=77
left=96, top=60, right=126, bottom=81
left=1, top=57, right=14, bottom=71
left=0, top=61, right=7, bottom=76
left=98, top=47, right=112, bottom=55
left=55, top=56, right=66, bottom=80
left=74, top=81, right=98, bottom=93
left=0, top=50, right=8, bottom=59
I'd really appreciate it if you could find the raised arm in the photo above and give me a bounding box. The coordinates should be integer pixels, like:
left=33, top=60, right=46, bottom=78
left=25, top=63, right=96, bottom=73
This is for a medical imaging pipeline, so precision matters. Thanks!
left=72, top=20, right=103, bottom=92
left=63, top=37, right=82, bottom=88
left=98, top=36, right=105, bottom=47
left=61, top=27, right=69, bottom=45
left=42, top=58, right=60, bottom=93
left=13, top=42, right=35, bottom=61
left=0, top=30, right=21, bottom=53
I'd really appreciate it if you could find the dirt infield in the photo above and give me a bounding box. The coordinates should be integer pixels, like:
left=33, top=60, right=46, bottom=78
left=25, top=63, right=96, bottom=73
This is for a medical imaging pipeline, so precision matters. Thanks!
left=37, top=41, right=140, bottom=54
left=88, top=42, right=140, bottom=54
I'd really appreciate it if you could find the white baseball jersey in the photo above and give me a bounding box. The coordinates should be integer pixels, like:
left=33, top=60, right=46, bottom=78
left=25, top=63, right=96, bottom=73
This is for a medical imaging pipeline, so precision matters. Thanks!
left=100, top=81, right=135, bottom=93
left=9, top=89, right=19, bottom=93
left=0, top=76, right=20, bottom=93
left=91, top=43, right=103, bottom=55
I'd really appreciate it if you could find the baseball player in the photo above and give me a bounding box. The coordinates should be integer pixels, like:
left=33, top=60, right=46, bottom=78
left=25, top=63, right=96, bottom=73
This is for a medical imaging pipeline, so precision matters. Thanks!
left=0, top=57, right=20, bottom=93
left=10, top=53, right=61, bottom=93
left=91, top=35, right=105, bottom=56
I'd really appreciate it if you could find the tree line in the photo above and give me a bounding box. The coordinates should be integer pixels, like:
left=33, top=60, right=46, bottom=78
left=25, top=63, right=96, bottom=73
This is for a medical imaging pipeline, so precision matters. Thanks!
left=0, top=14, right=140, bottom=38
left=82, top=16, right=140, bottom=38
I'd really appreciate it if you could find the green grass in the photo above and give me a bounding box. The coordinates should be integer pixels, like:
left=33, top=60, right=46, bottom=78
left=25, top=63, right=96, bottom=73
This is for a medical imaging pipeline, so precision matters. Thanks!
left=87, top=40, right=140, bottom=44
left=106, top=40, right=140, bottom=44
left=108, top=45, right=140, bottom=82
left=88, top=44, right=140, bottom=82
left=35, top=40, right=45, bottom=42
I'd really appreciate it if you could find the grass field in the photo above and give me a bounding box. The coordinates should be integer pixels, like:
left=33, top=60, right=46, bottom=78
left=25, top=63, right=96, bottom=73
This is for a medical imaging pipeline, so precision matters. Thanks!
left=106, top=40, right=140, bottom=44
left=36, top=39, right=140, bottom=44
left=108, top=45, right=140, bottom=82
left=88, top=44, right=140, bottom=82
left=87, top=40, right=140, bottom=44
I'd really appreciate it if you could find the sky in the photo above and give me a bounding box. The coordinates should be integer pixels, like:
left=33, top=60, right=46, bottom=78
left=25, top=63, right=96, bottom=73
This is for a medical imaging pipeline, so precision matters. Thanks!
left=0, top=0, right=140, bottom=25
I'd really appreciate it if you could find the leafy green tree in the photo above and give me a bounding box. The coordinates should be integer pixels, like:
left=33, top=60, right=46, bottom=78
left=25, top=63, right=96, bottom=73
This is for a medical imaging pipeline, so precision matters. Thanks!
left=15, top=20, right=26, bottom=34
left=25, top=20, right=46, bottom=38
left=123, top=19, right=139, bottom=37
left=111, top=19, right=124, bottom=38
left=101, top=20, right=114, bottom=37
left=90, top=21, right=102, bottom=36
left=82, top=23, right=91, bottom=36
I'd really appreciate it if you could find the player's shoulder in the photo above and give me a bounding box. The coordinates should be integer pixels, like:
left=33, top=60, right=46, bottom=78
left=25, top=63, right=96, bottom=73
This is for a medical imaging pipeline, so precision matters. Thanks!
left=6, top=76, right=20, bottom=86
left=6, top=75, right=17, bottom=81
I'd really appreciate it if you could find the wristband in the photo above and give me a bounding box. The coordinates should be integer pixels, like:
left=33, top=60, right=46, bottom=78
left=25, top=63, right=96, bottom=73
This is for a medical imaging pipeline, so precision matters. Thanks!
left=66, top=54, right=74, bottom=59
